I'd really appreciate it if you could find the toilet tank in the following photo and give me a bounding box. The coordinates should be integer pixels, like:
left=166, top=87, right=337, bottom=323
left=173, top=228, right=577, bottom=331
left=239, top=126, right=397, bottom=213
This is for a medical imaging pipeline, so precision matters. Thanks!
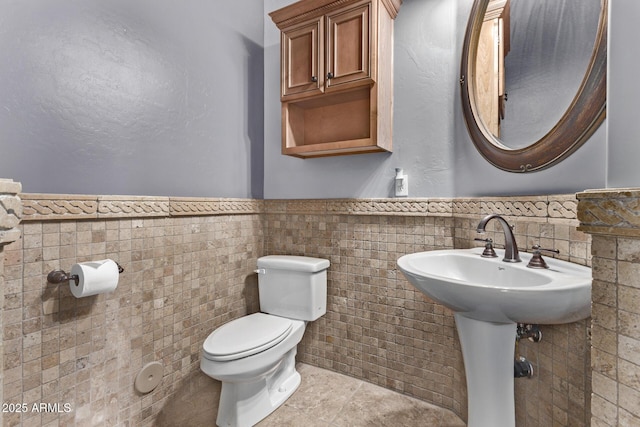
left=256, top=255, right=329, bottom=321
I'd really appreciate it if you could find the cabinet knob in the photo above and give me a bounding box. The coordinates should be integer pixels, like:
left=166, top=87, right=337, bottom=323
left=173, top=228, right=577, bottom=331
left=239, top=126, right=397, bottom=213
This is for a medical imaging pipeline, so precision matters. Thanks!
left=327, top=72, right=334, bottom=79
left=311, top=76, right=317, bottom=82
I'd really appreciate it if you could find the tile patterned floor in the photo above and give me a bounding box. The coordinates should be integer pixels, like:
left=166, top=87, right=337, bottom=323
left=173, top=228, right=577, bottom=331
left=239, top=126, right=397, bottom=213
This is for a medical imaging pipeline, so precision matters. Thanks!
left=156, top=363, right=465, bottom=426
left=258, top=364, right=466, bottom=427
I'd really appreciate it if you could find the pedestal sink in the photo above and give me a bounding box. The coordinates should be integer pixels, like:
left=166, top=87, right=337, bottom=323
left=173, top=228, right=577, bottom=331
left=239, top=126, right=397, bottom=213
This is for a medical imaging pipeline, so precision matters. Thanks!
left=397, top=247, right=591, bottom=427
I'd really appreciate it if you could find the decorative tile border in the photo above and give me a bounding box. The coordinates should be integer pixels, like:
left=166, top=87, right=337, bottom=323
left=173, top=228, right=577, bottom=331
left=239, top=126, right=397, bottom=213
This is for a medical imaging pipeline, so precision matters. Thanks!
left=577, top=188, right=640, bottom=237
left=452, top=199, right=484, bottom=216
left=263, top=198, right=450, bottom=216
left=19, top=193, right=580, bottom=222
left=170, top=198, right=264, bottom=216
left=20, top=194, right=264, bottom=221
left=326, top=198, right=453, bottom=216
left=98, top=196, right=170, bottom=218
left=453, top=195, right=578, bottom=223
left=0, top=179, right=22, bottom=245
left=483, top=198, right=548, bottom=218
left=548, top=194, right=580, bottom=222
left=266, top=195, right=577, bottom=220
left=21, top=193, right=99, bottom=220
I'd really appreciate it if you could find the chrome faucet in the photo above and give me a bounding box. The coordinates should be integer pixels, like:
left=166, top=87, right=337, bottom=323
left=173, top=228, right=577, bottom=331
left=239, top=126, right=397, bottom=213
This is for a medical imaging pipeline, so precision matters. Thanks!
left=476, top=214, right=521, bottom=263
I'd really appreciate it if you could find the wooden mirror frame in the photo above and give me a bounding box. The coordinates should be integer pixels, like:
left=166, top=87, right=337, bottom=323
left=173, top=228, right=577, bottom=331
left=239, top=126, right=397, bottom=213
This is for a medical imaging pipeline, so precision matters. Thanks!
left=460, top=0, right=607, bottom=173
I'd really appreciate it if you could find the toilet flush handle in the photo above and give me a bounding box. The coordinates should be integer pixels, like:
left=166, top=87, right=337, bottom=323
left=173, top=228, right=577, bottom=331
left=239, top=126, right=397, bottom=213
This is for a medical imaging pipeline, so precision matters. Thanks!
left=254, top=268, right=266, bottom=274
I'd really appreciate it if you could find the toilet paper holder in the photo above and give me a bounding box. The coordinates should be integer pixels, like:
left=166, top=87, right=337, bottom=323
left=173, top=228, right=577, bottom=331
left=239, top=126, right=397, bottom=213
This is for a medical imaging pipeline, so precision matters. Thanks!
left=47, top=262, right=124, bottom=286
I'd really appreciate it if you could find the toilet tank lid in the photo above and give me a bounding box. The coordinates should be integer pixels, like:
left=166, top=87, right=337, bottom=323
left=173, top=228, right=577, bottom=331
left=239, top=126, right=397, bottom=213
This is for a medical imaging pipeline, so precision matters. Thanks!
left=257, top=255, right=330, bottom=272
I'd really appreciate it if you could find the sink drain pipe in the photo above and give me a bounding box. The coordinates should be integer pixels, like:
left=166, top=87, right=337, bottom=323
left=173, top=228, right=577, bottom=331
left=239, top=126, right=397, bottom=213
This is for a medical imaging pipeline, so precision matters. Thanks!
left=514, top=356, right=534, bottom=378
left=514, top=324, right=540, bottom=379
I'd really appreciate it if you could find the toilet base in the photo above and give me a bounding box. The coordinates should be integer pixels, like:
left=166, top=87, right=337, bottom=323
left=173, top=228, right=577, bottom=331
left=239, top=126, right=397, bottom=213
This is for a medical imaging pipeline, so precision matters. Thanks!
left=216, top=347, right=300, bottom=427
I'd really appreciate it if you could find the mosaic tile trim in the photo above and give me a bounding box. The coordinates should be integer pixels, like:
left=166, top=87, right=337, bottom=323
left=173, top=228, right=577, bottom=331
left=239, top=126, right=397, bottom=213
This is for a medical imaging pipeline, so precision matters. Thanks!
left=169, top=198, right=264, bottom=216
left=20, top=195, right=264, bottom=221
left=98, top=196, right=170, bottom=218
left=452, top=199, right=483, bottom=216
left=483, top=199, right=548, bottom=218
left=263, top=199, right=327, bottom=214
left=20, top=194, right=580, bottom=221
left=0, top=179, right=22, bottom=245
left=21, top=193, right=98, bottom=221
left=454, top=195, right=578, bottom=221
left=326, top=199, right=453, bottom=216
left=264, top=198, right=454, bottom=216
left=548, top=195, right=580, bottom=221
left=577, top=188, right=640, bottom=236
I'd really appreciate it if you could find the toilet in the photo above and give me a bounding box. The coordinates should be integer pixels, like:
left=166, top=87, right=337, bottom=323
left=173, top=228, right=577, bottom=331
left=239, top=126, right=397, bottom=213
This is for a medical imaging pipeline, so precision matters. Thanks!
left=200, top=255, right=330, bottom=427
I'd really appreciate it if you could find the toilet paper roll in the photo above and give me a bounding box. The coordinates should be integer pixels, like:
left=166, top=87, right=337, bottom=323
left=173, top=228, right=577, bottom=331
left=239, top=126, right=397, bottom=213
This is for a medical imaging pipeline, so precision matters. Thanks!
left=70, top=259, right=119, bottom=298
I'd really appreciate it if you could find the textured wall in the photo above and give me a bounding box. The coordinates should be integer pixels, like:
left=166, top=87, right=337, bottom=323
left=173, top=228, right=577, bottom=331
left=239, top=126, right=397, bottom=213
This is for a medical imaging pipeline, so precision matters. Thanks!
left=578, top=189, right=640, bottom=426
left=263, top=0, right=458, bottom=199
left=607, top=0, right=640, bottom=188
left=0, top=0, right=618, bottom=199
left=264, top=0, right=608, bottom=199
left=0, top=0, right=264, bottom=198
left=264, top=195, right=592, bottom=426
left=2, top=193, right=593, bottom=426
left=452, top=0, right=607, bottom=197
left=0, top=179, right=24, bottom=425
left=2, top=204, right=263, bottom=426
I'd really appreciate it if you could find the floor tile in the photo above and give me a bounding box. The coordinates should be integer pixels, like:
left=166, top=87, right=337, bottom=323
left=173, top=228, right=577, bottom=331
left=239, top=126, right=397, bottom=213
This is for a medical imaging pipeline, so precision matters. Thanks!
left=156, top=363, right=466, bottom=426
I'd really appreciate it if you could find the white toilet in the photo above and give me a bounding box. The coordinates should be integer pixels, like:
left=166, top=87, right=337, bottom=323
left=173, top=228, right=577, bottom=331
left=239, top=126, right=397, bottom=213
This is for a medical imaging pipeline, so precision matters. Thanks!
left=200, top=255, right=330, bottom=427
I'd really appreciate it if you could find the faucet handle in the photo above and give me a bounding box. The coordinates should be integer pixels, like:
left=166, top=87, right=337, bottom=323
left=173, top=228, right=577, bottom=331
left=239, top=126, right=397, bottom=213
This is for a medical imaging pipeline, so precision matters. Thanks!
left=527, top=245, right=560, bottom=269
left=531, top=245, right=560, bottom=254
left=474, top=238, right=498, bottom=258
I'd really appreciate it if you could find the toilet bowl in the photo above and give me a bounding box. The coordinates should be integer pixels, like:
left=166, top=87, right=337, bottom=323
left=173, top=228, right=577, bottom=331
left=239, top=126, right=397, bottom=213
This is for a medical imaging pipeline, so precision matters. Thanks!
left=200, top=255, right=329, bottom=427
left=201, top=313, right=306, bottom=427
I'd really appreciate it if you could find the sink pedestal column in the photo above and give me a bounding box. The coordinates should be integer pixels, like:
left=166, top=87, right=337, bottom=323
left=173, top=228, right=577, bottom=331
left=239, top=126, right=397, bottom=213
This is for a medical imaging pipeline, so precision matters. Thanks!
left=454, top=314, right=517, bottom=427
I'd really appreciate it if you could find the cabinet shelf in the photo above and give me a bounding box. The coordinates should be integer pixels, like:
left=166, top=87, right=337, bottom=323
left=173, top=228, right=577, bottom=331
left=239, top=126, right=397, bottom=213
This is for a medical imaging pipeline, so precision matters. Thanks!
left=283, top=87, right=385, bottom=158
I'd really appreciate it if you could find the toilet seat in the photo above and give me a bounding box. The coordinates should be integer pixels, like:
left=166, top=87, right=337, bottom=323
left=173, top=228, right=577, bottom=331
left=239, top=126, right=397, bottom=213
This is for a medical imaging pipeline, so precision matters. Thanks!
left=203, top=313, right=293, bottom=362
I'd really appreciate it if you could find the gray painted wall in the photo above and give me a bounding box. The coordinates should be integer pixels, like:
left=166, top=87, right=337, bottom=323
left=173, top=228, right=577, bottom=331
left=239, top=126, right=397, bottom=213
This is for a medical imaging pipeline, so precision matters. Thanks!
left=607, top=0, right=640, bottom=188
left=264, top=0, right=609, bottom=199
left=263, top=0, right=458, bottom=199
left=452, top=0, right=607, bottom=197
left=0, top=0, right=264, bottom=197
left=1, top=0, right=631, bottom=199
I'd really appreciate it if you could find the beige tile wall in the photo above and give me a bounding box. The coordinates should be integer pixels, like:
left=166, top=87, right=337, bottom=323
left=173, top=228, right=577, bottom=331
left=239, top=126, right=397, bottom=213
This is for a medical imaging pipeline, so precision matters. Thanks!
left=1, top=193, right=595, bottom=426
left=588, top=235, right=640, bottom=426
left=577, top=189, right=640, bottom=426
left=0, top=178, right=24, bottom=415
left=265, top=213, right=462, bottom=410
left=265, top=197, right=592, bottom=426
left=3, top=214, right=263, bottom=426
left=0, top=247, right=5, bottom=416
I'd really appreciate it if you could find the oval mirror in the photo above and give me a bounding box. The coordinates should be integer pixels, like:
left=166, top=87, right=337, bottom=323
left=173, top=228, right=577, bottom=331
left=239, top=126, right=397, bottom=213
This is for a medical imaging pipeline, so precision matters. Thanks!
left=460, top=0, right=607, bottom=172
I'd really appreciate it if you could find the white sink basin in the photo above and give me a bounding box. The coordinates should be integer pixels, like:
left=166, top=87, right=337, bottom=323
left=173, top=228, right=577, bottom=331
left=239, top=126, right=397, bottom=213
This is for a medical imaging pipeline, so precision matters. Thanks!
left=398, top=247, right=592, bottom=427
left=397, top=247, right=591, bottom=324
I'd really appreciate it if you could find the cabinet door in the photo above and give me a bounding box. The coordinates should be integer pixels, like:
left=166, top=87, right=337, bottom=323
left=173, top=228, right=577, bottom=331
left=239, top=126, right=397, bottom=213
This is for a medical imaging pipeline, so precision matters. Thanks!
left=281, top=17, right=324, bottom=99
left=325, top=3, right=371, bottom=90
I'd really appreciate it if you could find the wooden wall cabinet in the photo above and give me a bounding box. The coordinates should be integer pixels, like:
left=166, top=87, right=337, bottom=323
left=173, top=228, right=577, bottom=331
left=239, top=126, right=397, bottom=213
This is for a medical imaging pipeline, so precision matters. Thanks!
left=270, top=0, right=401, bottom=158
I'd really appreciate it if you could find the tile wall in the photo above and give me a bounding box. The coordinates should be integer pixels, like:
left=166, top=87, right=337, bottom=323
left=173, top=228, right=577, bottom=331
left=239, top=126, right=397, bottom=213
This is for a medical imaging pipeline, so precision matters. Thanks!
left=264, top=211, right=461, bottom=409
left=0, top=179, right=24, bottom=420
left=578, top=189, right=640, bottom=425
left=2, top=195, right=263, bottom=426
left=264, top=196, right=592, bottom=426
left=1, top=192, right=596, bottom=426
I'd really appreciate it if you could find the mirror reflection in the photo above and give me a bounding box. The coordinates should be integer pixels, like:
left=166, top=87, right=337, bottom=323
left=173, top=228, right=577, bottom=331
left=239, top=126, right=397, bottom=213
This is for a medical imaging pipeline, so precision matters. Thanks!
left=474, top=0, right=601, bottom=149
